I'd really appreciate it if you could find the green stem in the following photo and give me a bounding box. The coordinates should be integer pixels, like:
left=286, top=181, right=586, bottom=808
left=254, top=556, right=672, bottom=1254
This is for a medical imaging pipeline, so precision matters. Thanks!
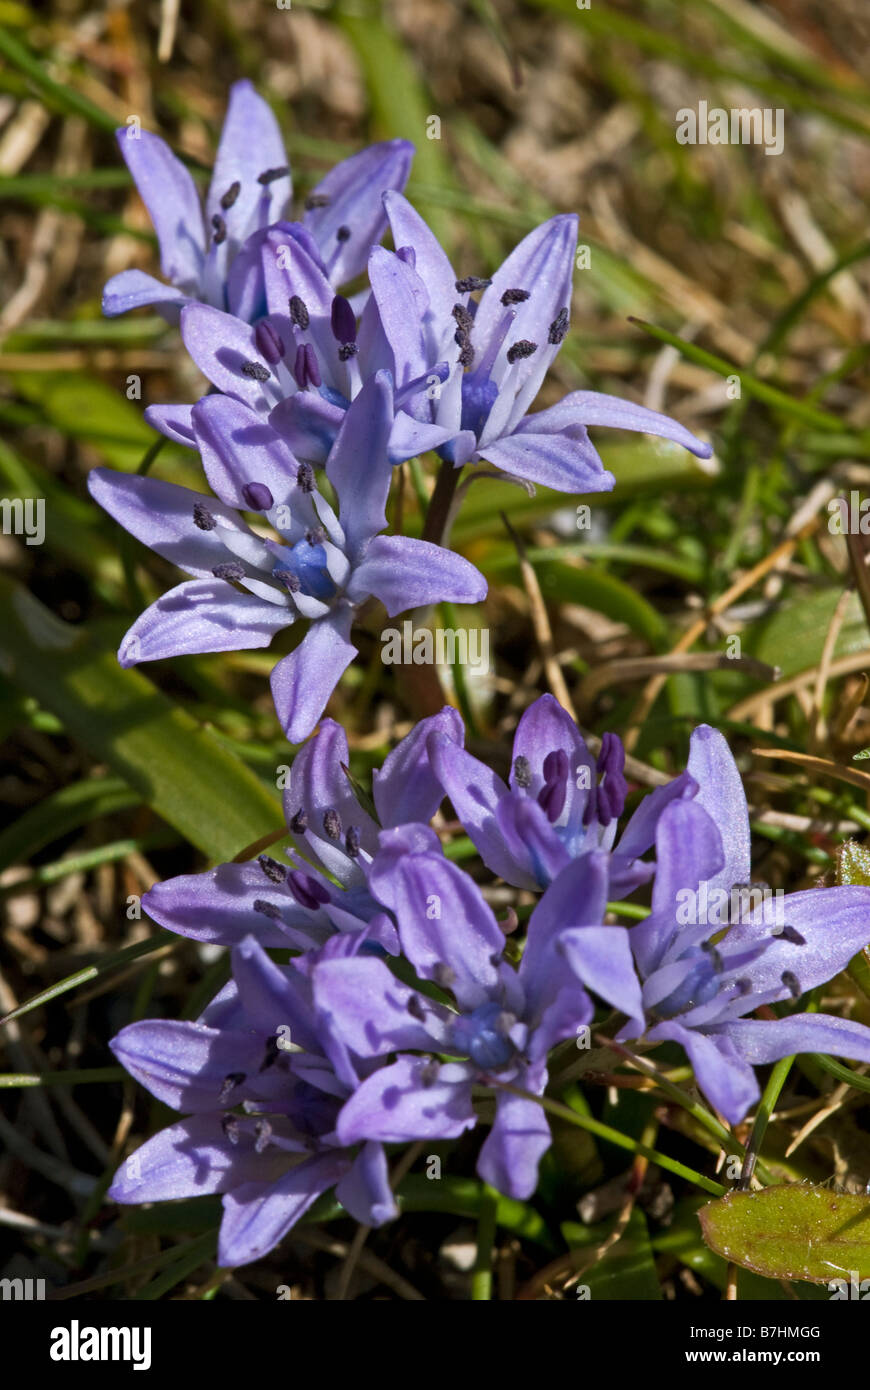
left=471, top=1184, right=499, bottom=1300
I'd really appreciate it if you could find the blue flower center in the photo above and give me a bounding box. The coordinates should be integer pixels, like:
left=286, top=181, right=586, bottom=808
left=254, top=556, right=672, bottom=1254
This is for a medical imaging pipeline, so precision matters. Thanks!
left=459, top=373, right=499, bottom=439
left=654, top=951, right=721, bottom=1018
left=274, top=538, right=336, bottom=601
left=453, top=1001, right=517, bottom=1071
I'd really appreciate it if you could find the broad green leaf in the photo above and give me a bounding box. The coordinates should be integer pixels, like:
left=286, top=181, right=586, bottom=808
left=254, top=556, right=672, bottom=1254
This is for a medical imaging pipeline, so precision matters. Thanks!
left=699, top=1185, right=870, bottom=1283
left=535, top=560, right=668, bottom=649
left=0, top=578, right=284, bottom=861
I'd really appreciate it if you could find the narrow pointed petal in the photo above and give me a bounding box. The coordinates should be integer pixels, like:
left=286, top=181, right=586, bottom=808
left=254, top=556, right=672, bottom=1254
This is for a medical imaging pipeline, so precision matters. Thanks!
left=191, top=394, right=302, bottom=513
left=687, top=724, right=752, bottom=892
left=521, top=853, right=610, bottom=999
left=285, top=717, right=379, bottom=852
left=721, top=886, right=870, bottom=1003
left=630, top=800, right=724, bottom=976
left=268, top=392, right=343, bottom=465
left=312, top=957, right=437, bottom=1057
left=143, top=863, right=307, bottom=948
left=720, top=1013, right=870, bottom=1068
left=88, top=468, right=244, bottom=576
left=388, top=411, right=454, bottom=463
left=181, top=302, right=275, bottom=408
left=346, top=534, right=487, bottom=616
left=102, top=269, right=190, bottom=318
left=646, top=1019, right=759, bottom=1124
left=558, top=925, right=644, bottom=1025
left=373, top=707, right=464, bottom=827
left=325, top=371, right=394, bottom=560
left=218, top=1153, right=351, bottom=1267
left=369, top=850, right=502, bottom=1008
left=119, top=579, right=290, bottom=665
left=429, top=734, right=531, bottom=887
left=108, top=1114, right=283, bottom=1203
left=143, top=403, right=196, bottom=447
left=523, top=390, right=713, bottom=459
left=617, top=768, right=697, bottom=859
left=493, top=795, right=570, bottom=888
left=270, top=609, right=357, bottom=744
left=476, top=1065, right=550, bottom=1200
left=206, top=80, right=291, bottom=251
left=367, top=246, right=430, bottom=400
left=336, top=1140, right=398, bottom=1226
left=109, top=1019, right=264, bottom=1112
left=335, top=1056, right=476, bottom=1144
left=477, top=427, right=614, bottom=495
left=383, top=190, right=457, bottom=331
left=306, top=140, right=414, bottom=288
left=116, top=128, right=205, bottom=288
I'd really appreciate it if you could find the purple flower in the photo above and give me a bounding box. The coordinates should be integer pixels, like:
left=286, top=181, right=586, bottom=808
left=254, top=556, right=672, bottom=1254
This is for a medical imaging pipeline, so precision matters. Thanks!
left=614, top=725, right=870, bottom=1122
left=430, top=692, right=696, bottom=893
left=312, top=844, right=642, bottom=1200
left=109, top=935, right=398, bottom=1267
left=88, top=374, right=486, bottom=742
left=144, top=224, right=453, bottom=465
left=142, top=708, right=463, bottom=953
left=367, top=192, right=713, bottom=493
left=103, top=78, right=413, bottom=322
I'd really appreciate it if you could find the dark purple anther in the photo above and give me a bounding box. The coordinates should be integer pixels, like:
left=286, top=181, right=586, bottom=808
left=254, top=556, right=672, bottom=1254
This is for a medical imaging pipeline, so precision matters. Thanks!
left=219, top=1072, right=245, bottom=1102
left=253, top=899, right=282, bottom=920
left=501, top=288, right=530, bottom=306
left=548, top=307, right=569, bottom=345
left=243, top=481, right=275, bottom=512
left=241, top=361, right=271, bottom=382
left=396, top=245, right=417, bottom=269
left=323, top=807, right=341, bottom=840
left=296, top=462, right=315, bottom=493
left=506, top=339, right=537, bottom=364
left=292, top=343, right=321, bottom=390
left=273, top=568, right=301, bottom=594
left=220, top=181, right=241, bottom=210
left=193, top=501, right=216, bottom=531
left=538, top=748, right=570, bottom=823
left=258, top=854, right=287, bottom=884
left=211, top=214, right=227, bottom=245
left=257, top=166, right=289, bottom=185
left=781, top=970, right=802, bottom=1000
left=254, top=319, right=285, bottom=365
left=288, top=870, right=331, bottom=911
left=289, top=295, right=310, bottom=330
left=594, top=732, right=628, bottom=826
left=305, top=193, right=330, bottom=210
left=779, top=924, right=807, bottom=946
left=513, top=754, right=532, bottom=789
left=331, top=295, right=356, bottom=345
left=290, top=808, right=308, bottom=834
left=212, top=562, right=246, bottom=583
left=336, top=225, right=351, bottom=242
left=455, top=276, right=492, bottom=293
left=345, top=826, right=361, bottom=858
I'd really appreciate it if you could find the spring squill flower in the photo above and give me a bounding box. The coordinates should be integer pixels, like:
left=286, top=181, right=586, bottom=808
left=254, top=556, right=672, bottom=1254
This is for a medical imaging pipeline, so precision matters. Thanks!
left=89, top=374, right=485, bottom=741
left=109, top=935, right=398, bottom=1267
left=103, top=79, right=412, bottom=322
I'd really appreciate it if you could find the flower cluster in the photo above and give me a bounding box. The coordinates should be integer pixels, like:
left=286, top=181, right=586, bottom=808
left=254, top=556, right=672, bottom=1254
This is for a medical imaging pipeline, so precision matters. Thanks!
left=91, top=83, right=711, bottom=742
left=111, top=697, right=870, bottom=1264
left=99, top=86, right=870, bottom=1273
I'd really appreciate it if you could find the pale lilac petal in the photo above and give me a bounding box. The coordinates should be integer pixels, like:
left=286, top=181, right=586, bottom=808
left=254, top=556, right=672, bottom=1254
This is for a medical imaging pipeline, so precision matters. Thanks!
left=335, top=1056, right=476, bottom=1144
left=108, top=1114, right=283, bottom=1203
left=476, top=1064, right=550, bottom=1200
left=722, top=886, right=870, bottom=1002
left=231, top=936, right=323, bottom=1055
left=493, top=795, right=570, bottom=888
left=525, top=390, right=713, bottom=459
left=116, top=128, right=205, bottom=288
left=617, top=769, right=697, bottom=860
left=429, top=733, right=530, bottom=887
left=269, top=392, right=343, bottom=466
left=347, top=534, right=487, bottom=616
left=270, top=609, right=357, bottom=744
left=558, top=925, right=644, bottom=1025
left=206, top=80, right=290, bottom=250
left=367, top=246, right=430, bottom=397
left=119, top=579, right=290, bottom=665
left=181, top=302, right=274, bottom=408
left=305, top=140, right=413, bottom=287
left=387, top=410, right=453, bottom=463
left=647, top=1019, right=759, bottom=1123
left=325, top=372, right=394, bottom=560
left=143, top=403, right=196, bottom=447
left=109, top=1019, right=264, bottom=1113
left=336, top=1140, right=398, bottom=1226
left=143, top=863, right=303, bottom=948
left=88, top=467, right=244, bottom=576
left=218, top=1153, right=350, bottom=1267
left=383, top=190, right=457, bottom=333
left=373, top=707, right=464, bottom=827
left=102, top=269, right=190, bottom=318
left=191, top=394, right=302, bottom=513
left=720, top=1013, right=870, bottom=1068
left=285, top=717, right=378, bottom=851
left=477, top=428, right=615, bottom=495
left=311, top=957, right=437, bottom=1057
left=686, top=725, right=751, bottom=893
left=369, top=849, right=502, bottom=1008
left=630, top=800, right=724, bottom=977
